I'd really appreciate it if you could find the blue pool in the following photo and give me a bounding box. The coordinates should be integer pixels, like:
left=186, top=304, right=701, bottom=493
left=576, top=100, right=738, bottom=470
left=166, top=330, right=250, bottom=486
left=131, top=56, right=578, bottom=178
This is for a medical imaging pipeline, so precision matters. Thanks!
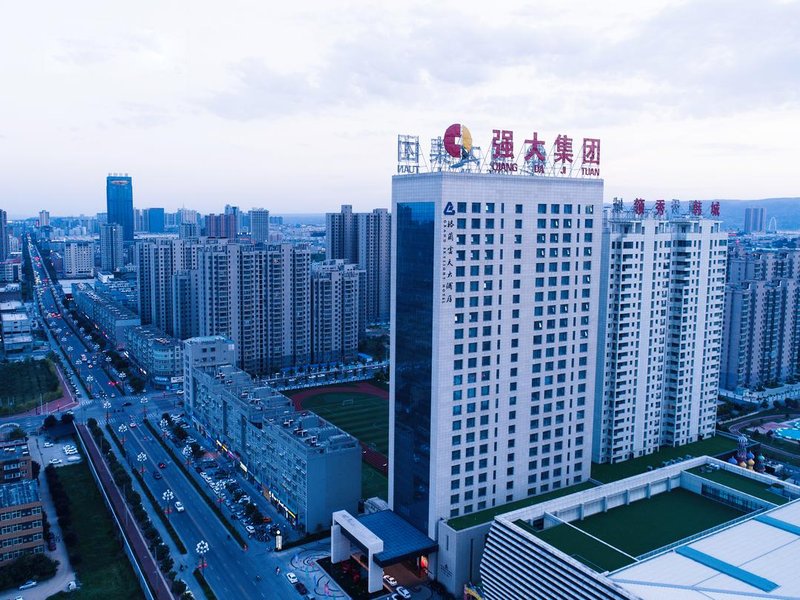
left=775, top=419, right=800, bottom=441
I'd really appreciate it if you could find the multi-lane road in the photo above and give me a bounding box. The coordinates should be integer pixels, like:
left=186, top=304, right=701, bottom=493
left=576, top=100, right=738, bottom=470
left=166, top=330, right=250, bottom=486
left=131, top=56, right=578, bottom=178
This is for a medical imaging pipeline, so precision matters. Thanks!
left=15, top=235, right=347, bottom=600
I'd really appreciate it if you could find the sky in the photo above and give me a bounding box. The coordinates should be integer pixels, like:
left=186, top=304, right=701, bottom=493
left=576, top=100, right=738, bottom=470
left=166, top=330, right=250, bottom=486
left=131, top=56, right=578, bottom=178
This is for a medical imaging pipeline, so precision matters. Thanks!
left=0, top=0, right=798, bottom=218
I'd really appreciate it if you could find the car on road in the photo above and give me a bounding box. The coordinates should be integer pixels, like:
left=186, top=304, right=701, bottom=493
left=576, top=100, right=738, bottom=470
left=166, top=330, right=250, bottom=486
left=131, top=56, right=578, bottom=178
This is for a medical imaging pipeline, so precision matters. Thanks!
left=383, top=575, right=398, bottom=587
left=295, top=582, right=308, bottom=595
left=49, top=458, right=62, bottom=465
left=43, top=442, right=53, bottom=448
left=396, top=586, right=412, bottom=599
left=286, top=572, right=298, bottom=584
left=174, top=501, right=184, bottom=512
left=19, top=580, right=38, bottom=590
left=122, top=401, right=132, bottom=407
left=245, top=525, right=256, bottom=535
left=158, top=462, right=167, bottom=469
left=153, top=472, right=162, bottom=480
left=129, top=422, right=137, bottom=428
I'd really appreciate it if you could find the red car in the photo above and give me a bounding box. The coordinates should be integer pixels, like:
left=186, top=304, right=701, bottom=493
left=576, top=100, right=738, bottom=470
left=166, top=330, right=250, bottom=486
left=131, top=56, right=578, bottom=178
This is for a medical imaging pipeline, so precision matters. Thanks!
left=158, top=462, right=167, bottom=469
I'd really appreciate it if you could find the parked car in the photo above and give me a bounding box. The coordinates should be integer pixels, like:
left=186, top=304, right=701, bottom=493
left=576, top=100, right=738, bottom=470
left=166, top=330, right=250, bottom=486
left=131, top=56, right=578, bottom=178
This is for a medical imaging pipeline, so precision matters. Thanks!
left=383, top=574, right=398, bottom=587
left=19, top=580, right=38, bottom=590
left=286, top=572, right=298, bottom=584
left=295, top=582, right=308, bottom=595
left=396, top=586, right=411, bottom=599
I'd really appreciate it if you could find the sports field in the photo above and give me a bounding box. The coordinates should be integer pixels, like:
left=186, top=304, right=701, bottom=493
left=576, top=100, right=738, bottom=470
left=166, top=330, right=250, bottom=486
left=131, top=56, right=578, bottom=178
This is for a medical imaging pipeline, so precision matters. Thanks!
left=288, top=382, right=389, bottom=455
left=528, top=488, right=747, bottom=572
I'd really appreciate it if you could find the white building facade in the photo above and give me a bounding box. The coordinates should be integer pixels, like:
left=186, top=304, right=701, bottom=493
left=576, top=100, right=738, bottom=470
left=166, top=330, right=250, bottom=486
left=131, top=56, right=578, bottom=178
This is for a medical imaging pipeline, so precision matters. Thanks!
left=390, top=171, right=603, bottom=577
left=593, top=212, right=727, bottom=464
left=63, top=240, right=94, bottom=278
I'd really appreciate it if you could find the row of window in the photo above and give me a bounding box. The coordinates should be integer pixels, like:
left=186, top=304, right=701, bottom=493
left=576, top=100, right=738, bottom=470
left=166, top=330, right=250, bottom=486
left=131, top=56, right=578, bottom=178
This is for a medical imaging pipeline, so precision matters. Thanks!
left=453, top=202, right=594, bottom=216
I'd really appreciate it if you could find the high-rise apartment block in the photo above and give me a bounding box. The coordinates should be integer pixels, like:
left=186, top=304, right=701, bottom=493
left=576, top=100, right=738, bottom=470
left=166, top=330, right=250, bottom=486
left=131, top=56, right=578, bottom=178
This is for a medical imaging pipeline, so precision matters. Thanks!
left=100, top=223, right=124, bottom=271
left=0, top=210, right=8, bottom=261
left=195, top=242, right=310, bottom=374
left=310, top=260, right=362, bottom=364
left=327, top=205, right=391, bottom=323
left=743, top=207, right=766, bottom=234
left=722, top=245, right=800, bottom=390
left=205, top=213, right=237, bottom=239
left=63, top=240, right=94, bottom=278
left=38, top=210, right=50, bottom=228
left=249, top=208, right=270, bottom=244
left=106, top=174, right=134, bottom=242
left=390, top=172, right=603, bottom=552
left=593, top=213, right=727, bottom=464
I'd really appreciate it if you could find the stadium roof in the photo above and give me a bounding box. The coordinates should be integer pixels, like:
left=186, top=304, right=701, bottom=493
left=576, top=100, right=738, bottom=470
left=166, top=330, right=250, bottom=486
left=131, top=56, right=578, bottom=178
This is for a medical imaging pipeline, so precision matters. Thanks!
left=609, top=499, right=800, bottom=598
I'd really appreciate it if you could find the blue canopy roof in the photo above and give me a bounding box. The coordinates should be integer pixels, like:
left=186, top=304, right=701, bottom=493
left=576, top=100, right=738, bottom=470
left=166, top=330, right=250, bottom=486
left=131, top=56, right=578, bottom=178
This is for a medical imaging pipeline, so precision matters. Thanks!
left=357, top=510, right=438, bottom=566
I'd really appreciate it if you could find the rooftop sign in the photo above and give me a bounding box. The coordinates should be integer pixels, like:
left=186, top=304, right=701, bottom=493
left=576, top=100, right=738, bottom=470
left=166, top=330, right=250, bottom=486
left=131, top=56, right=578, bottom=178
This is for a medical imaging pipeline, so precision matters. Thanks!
left=397, top=124, right=601, bottom=178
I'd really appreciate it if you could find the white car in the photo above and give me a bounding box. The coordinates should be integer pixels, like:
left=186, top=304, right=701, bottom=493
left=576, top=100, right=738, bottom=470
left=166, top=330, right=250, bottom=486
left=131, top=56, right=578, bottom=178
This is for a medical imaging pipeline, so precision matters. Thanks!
left=49, top=458, right=62, bottom=465
left=43, top=442, right=53, bottom=448
left=286, top=572, right=298, bottom=584
left=174, top=501, right=185, bottom=512
left=383, top=574, right=398, bottom=587
left=245, top=525, right=256, bottom=535
left=396, top=586, right=412, bottom=599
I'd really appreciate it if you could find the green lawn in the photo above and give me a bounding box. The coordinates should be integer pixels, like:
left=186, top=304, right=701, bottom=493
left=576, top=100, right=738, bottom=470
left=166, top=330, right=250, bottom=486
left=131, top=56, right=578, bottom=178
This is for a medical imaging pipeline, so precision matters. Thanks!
left=591, top=436, right=740, bottom=483
left=523, top=519, right=635, bottom=572
left=528, top=488, right=746, bottom=572
left=46, top=464, right=142, bottom=600
left=362, top=464, right=388, bottom=501
left=0, top=359, right=62, bottom=415
left=448, top=481, right=596, bottom=531
left=687, top=466, right=791, bottom=505
left=298, top=392, right=389, bottom=455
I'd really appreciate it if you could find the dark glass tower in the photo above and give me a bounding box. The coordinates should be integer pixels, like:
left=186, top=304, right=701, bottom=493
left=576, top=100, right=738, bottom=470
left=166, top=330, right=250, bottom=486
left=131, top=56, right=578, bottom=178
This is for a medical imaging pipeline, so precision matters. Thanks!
left=106, top=174, right=134, bottom=242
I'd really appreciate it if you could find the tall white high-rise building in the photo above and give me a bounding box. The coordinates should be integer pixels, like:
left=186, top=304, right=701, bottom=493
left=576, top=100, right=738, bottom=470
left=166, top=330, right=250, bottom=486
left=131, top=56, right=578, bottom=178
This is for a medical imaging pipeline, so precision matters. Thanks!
left=99, top=223, right=124, bottom=271
left=196, top=242, right=310, bottom=374
left=327, top=205, right=391, bottom=323
left=390, top=171, right=603, bottom=556
left=593, top=211, right=727, bottom=464
left=249, top=208, right=270, bottom=244
left=63, top=240, right=94, bottom=278
left=135, top=238, right=203, bottom=336
left=310, top=260, right=362, bottom=364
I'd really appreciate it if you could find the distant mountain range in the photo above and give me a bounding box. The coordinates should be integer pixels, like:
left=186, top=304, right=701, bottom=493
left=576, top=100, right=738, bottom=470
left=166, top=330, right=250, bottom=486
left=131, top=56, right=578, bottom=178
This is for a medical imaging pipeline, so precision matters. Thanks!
left=712, top=198, right=800, bottom=231
left=278, top=199, right=800, bottom=232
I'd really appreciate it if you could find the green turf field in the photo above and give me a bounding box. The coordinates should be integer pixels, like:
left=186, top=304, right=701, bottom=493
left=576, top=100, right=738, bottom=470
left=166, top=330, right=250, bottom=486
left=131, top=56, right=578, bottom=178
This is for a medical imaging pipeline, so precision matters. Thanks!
left=591, top=436, right=739, bottom=483
left=687, top=466, right=791, bottom=505
left=299, top=392, right=389, bottom=455
left=528, top=488, right=747, bottom=572
left=362, top=463, right=388, bottom=501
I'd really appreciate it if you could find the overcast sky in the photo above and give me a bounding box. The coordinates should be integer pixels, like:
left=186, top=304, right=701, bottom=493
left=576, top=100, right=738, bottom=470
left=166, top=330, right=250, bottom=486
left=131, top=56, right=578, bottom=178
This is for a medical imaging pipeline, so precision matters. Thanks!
left=1, top=0, right=798, bottom=218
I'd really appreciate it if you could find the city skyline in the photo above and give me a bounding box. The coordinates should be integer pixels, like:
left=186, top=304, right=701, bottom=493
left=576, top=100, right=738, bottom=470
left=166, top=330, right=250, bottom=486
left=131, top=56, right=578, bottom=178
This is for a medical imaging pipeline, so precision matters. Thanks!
left=1, top=0, right=799, bottom=217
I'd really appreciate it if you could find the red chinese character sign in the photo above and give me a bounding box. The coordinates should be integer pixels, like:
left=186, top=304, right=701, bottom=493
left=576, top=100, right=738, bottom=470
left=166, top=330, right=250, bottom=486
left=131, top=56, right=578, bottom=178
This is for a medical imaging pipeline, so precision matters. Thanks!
left=581, top=138, right=600, bottom=177
left=655, top=199, right=665, bottom=216
left=633, top=198, right=645, bottom=215
left=692, top=200, right=703, bottom=216
left=490, top=129, right=517, bottom=173
left=710, top=201, right=720, bottom=217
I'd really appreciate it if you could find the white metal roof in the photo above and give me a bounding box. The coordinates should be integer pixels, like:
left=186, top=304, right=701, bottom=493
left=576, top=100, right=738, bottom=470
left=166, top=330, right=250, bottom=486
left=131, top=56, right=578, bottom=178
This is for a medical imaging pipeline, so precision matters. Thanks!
left=610, top=500, right=800, bottom=599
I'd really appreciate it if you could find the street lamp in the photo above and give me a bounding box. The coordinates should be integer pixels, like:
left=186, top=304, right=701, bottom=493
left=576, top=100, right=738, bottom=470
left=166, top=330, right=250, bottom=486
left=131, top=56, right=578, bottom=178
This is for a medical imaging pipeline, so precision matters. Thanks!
left=102, top=401, right=111, bottom=424
left=137, top=452, right=147, bottom=475
left=118, top=424, right=128, bottom=459
left=140, top=396, right=148, bottom=420
left=162, top=489, right=174, bottom=517
left=196, top=540, right=209, bottom=572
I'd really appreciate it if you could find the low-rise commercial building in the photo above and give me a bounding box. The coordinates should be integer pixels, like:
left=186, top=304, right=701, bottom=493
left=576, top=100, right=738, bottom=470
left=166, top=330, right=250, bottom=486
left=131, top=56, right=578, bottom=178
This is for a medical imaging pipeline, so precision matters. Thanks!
left=125, top=325, right=183, bottom=388
left=72, top=283, right=141, bottom=348
left=184, top=337, right=361, bottom=533
left=0, top=441, right=33, bottom=483
left=0, top=480, right=45, bottom=565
